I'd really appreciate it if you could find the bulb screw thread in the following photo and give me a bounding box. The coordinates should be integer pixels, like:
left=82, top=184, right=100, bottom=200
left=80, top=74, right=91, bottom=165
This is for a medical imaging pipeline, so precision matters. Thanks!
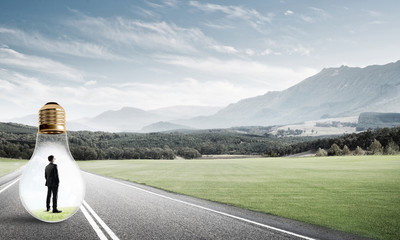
left=38, top=102, right=66, bottom=134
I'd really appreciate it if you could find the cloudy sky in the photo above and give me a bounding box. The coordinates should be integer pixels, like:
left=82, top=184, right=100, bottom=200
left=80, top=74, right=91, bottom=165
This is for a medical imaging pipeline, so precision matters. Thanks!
left=1, top=0, right=399, bottom=121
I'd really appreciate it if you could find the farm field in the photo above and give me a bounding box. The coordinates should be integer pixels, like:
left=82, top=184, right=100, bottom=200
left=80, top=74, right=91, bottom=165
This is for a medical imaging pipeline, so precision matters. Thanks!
left=0, top=158, right=27, bottom=177
left=78, top=155, right=400, bottom=240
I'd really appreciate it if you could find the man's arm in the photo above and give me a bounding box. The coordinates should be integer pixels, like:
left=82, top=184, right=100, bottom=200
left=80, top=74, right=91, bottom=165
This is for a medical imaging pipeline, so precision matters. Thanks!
left=54, top=165, right=59, bottom=184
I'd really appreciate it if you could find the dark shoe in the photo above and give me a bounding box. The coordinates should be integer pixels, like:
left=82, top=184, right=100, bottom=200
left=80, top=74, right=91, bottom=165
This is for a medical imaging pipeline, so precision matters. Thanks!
left=53, top=210, right=62, bottom=213
left=46, top=208, right=50, bottom=212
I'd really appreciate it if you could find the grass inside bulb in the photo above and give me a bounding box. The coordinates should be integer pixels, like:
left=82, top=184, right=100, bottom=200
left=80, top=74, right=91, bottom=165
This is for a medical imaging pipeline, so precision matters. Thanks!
left=19, top=102, right=85, bottom=223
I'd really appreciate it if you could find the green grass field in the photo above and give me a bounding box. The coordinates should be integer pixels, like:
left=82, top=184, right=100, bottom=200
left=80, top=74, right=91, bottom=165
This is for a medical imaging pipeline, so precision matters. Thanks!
left=0, top=158, right=27, bottom=177
left=78, top=155, right=400, bottom=240
left=31, top=207, right=78, bottom=222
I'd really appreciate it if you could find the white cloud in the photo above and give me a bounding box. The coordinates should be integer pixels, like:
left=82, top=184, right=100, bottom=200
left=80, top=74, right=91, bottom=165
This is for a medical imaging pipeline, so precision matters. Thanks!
left=136, top=7, right=160, bottom=18
left=0, top=47, right=84, bottom=82
left=245, top=49, right=255, bottom=56
left=68, top=15, right=214, bottom=54
left=300, top=7, right=330, bottom=23
left=109, top=78, right=262, bottom=109
left=0, top=27, right=120, bottom=60
left=300, top=15, right=314, bottom=23
left=202, top=21, right=235, bottom=29
left=210, top=45, right=238, bottom=54
left=288, top=44, right=312, bottom=56
left=189, top=1, right=272, bottom=30
left=156, top=55, right=317, bottom=90
left=263, top=39, right=312, bottom=56
left=364, top=9, right=381, bottom=17
left=145, top=1, right=164, bottom=8
left=163, top=0, right=178, bottom=7
left=309, top=7, right=330, bottom=19
left=84, top=80, right=97, bottom=86
left=146, top=0, right=177, bottom=8
left=284, top=10, right=294, bottom=16
left=0, top=68, right=53, bottom=108
left=261, top=49, right=272, bottom=56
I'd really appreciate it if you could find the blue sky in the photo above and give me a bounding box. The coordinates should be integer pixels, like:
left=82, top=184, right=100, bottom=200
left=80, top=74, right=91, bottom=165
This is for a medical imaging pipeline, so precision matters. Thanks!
left=1, top=0, right=399, bottom=120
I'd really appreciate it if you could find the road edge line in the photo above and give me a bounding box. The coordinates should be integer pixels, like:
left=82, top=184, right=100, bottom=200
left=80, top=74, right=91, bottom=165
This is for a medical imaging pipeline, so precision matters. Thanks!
left=84, top=172, right=316, bottom=240
left=83, top=200, right=120, bottom=240
left=0, top=177, right=20, bottom=195
left=80, top=204, right=108, bottom=240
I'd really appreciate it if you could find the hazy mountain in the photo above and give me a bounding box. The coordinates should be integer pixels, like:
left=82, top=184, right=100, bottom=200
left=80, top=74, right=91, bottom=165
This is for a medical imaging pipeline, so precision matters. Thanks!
left=149, top=105, right=222, bottom=120
left=82, top=107, right=160, bottom=132
left=8, top=114, right=93, bottom=131
left=177, top=60, right=400, bottom=129
left=82, top=105, right=222, bottom=132
left=141, top=121, right=194, bottom=133
left=7, top=114, right=37, bottom=127
left=6, top=105, right=222, bottom=132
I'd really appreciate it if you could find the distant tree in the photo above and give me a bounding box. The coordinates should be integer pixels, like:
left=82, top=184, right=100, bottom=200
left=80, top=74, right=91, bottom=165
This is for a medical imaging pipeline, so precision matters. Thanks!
left=162, top=148, right=175, bottom=159
left=342, top=145, right=351, bottom=155
left=177, top=147, right=202, bottom=159
left=71, top=146, right=97, bottom=160
left=384, top=140, right=399, bottom=155
left=84, top=147, right=98, bottom=160
left=265, top=150, right=280, bottom=157
left=328, top=143, right=342, bottom=156
left=315, top=147, right=327, bottom=157
left=354, top=146, right=365, bottom=156
left=369, top=139, right=383, bottom=155
left=106, top=147, right=124, bottom=159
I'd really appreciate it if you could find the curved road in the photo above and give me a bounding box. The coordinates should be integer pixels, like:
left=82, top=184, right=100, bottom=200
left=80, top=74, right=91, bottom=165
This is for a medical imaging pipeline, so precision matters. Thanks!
left=0, top=169, right=369, bottom=240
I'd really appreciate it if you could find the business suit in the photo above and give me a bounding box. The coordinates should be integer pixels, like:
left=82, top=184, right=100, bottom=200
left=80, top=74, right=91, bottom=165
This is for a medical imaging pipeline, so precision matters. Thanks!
left=45, top=162, right=60, bottom=211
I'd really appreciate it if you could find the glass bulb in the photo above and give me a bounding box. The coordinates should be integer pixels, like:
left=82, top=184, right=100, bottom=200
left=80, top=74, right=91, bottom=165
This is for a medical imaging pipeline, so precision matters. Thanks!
left=19, top=102, right=85, bottom=223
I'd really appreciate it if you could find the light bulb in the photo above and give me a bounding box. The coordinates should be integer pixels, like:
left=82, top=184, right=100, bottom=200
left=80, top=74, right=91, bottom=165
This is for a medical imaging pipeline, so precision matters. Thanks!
left=19, top=102, right=85, bottom=223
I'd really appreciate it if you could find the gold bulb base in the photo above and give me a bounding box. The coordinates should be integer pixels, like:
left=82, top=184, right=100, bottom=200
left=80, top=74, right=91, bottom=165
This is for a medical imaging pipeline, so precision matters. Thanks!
left=38, top=102, right=66, bottom=134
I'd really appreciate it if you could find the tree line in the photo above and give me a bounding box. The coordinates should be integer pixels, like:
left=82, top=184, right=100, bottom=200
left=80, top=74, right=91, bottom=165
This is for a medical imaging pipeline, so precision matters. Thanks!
left=315, top=138, right=399, bottom=156
left=277, top=127, right=400, bottom=156
left=1, top=122, right=399, bottom=160
left=0, top=122, right=304, bottom=160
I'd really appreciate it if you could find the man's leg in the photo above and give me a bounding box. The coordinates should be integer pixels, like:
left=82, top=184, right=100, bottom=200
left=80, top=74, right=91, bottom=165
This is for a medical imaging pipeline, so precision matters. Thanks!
left=46, top=187, right=51, bottom=211
left=52, top=186, right=58, bottom=211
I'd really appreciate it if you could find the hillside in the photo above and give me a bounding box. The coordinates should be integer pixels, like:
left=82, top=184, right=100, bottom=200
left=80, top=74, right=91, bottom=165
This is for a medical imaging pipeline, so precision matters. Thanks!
left=141, top=121, right=193, bottom=133
left=177, top=60, right=400, bottom=129
left=357, top=112, right=400, bottom=131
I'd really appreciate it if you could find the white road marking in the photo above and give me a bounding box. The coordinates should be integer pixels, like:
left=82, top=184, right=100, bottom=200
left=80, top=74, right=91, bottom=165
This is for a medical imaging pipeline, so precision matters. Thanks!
left=0, top=178, right=20, bottom=195
left=83, top=200, right=120, bottom=240
left=80, top=204, right=108, bottom=240
left=84, top=172, right=316, bottom=240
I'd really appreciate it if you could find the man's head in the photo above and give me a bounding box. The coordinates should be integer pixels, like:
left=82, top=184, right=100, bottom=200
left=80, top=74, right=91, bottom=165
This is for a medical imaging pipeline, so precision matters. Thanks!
left=48, top=155, right=55, bottom=162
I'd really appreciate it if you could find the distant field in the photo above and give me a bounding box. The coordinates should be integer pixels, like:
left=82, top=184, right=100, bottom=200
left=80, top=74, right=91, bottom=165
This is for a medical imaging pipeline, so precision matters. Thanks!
left=0, top=158, right=27, bottom=177
left=78, top=156, right=400, bottom=240
left=272, top=116, right=358, bottom=136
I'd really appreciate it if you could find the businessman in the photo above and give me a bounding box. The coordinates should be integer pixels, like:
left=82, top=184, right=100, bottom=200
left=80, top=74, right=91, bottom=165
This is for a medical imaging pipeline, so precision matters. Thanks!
left=45, top=155, right=62, bottom=213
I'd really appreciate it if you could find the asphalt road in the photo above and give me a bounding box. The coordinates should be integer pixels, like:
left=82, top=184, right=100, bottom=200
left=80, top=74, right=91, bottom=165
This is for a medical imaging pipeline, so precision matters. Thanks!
left=0, top=169, right=370, bottom=240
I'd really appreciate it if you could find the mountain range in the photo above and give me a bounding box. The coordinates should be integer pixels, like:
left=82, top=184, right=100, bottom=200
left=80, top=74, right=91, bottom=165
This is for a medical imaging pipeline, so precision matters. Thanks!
left=7, top=60, right=400, bottom=132
left=7, top=105, right=222, bottom=132
left=173, top=60, right=400, bottom=129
